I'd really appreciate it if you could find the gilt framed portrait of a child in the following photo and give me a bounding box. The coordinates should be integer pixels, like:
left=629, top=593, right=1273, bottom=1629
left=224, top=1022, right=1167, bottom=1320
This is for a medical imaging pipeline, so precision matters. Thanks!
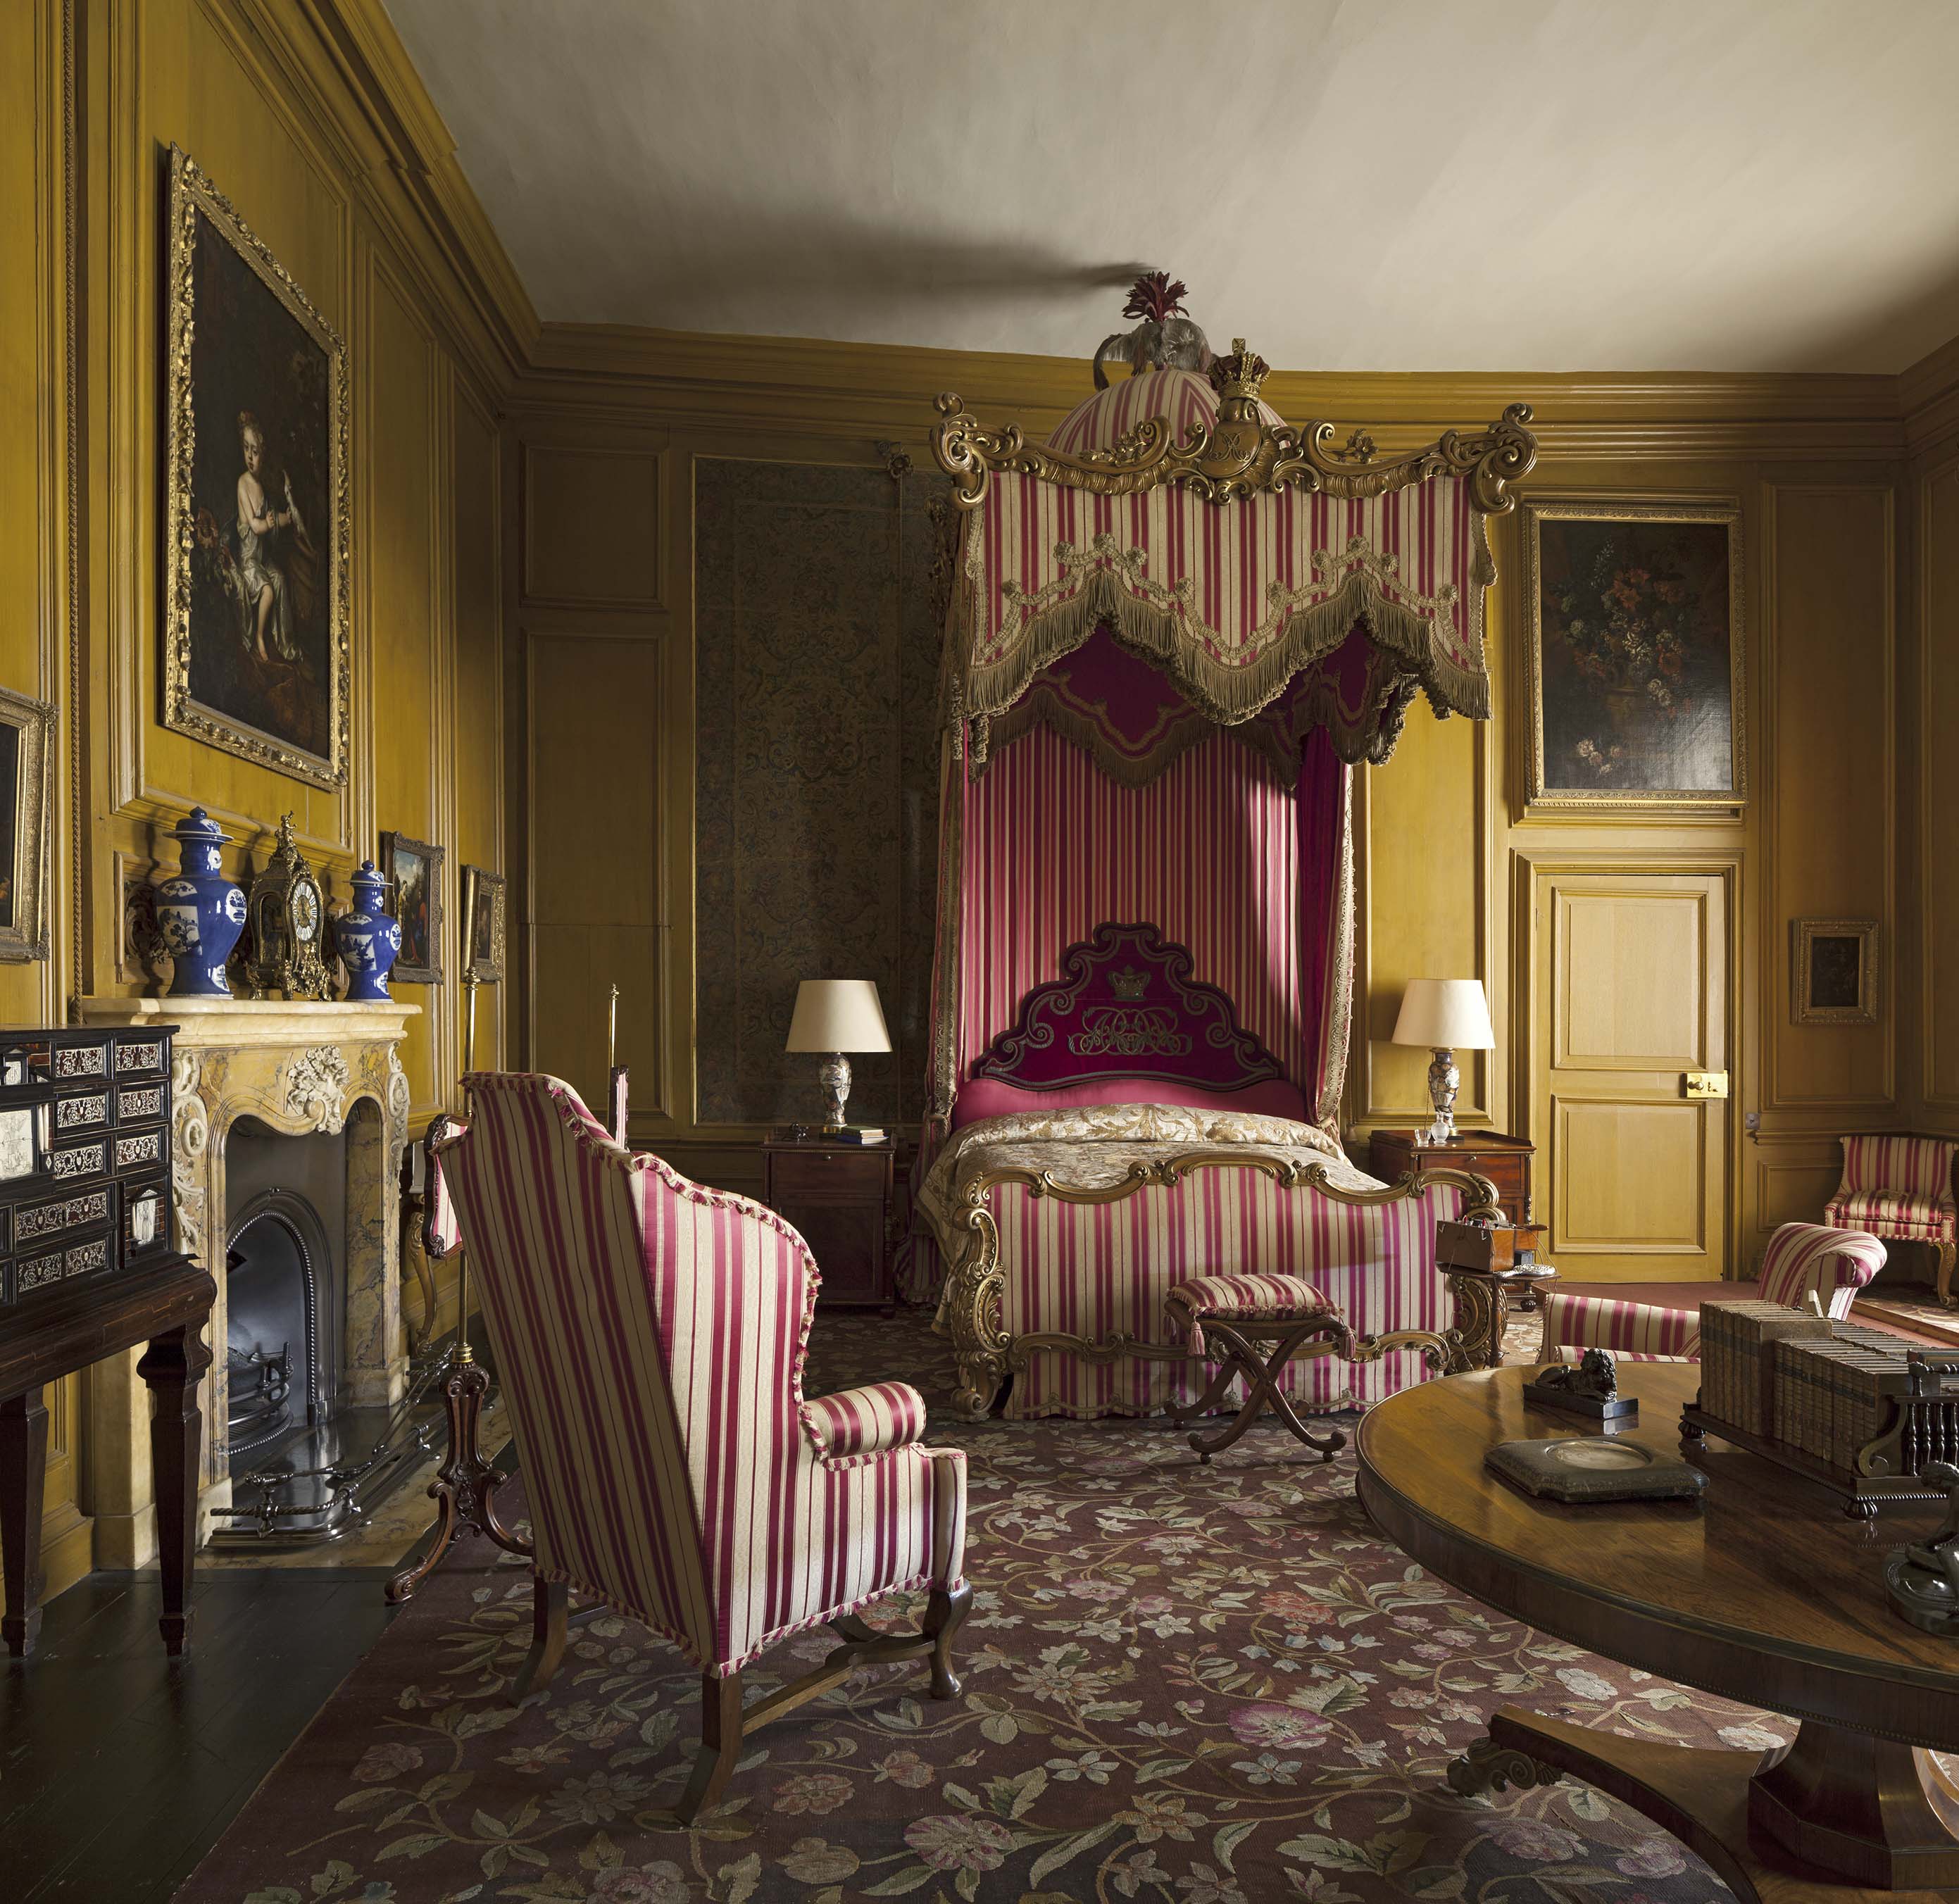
left=163, top=146, right=348, bottom=788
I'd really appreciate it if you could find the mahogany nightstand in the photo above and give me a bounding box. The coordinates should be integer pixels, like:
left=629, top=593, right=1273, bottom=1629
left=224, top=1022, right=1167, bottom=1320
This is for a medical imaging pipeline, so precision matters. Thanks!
left=761, top=1135, right=896, bottom=1311
left=1370, top=1128, right=1543, bottom=1369
left=1370, top=1127, right=1534, bottom=1225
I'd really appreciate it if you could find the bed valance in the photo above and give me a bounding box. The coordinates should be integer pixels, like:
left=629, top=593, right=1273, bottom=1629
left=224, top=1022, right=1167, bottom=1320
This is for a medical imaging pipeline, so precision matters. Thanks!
left=931, top=353, right=1536, bottom=766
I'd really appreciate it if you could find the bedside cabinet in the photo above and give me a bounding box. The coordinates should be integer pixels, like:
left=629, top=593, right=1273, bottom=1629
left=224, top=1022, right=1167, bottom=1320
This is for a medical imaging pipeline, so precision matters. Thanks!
left=761, top=1136, right=896, bottom=1310
left=1370, top=1128, right=1534, bottom=1225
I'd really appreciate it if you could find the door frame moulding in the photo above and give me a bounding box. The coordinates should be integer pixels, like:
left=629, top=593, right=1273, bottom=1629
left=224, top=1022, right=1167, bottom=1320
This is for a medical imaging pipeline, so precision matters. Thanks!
left=1510, top=845, right=1744, bottom=1279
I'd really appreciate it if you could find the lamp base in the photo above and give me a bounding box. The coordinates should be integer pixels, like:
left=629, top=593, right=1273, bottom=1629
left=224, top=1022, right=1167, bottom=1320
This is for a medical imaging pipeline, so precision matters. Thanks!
left=818, top=1052, right=851, bottom=1130
left=1425, top=1046, right=1460, bottom=1145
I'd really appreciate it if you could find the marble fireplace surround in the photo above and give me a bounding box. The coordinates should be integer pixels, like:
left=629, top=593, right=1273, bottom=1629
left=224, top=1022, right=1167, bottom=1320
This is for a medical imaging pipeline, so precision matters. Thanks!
left=76, top=997, right=417, bottom=1561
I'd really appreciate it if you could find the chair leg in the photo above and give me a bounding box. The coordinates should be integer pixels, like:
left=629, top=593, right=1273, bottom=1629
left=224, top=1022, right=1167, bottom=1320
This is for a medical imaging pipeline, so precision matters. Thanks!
left=1939, top=1240, right=1957, bottom=1310
left=513, top=1575, right=568, bottom=1701
left=675, top=1672, right=745, bottom=1825
left=922, top=1581, right=972, bottom=1700
left=828, top=1611, right=880, bottom=1644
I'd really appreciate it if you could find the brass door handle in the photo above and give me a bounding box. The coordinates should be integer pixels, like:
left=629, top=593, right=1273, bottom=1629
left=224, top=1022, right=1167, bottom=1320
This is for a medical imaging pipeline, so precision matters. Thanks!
left=1683, top=1070, right=1729, bottom=1098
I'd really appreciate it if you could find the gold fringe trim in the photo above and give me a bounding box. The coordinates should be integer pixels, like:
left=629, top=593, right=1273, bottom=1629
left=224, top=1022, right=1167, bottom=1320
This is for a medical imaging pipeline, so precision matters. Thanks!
left=966, top=565, right=1491, bottom=743
left=980, top=694, right=1297, bottom=790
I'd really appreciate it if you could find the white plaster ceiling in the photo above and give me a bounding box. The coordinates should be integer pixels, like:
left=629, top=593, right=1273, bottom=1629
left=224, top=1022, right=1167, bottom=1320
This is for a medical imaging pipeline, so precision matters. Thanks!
left=383, top=0, right=1959, bottom=374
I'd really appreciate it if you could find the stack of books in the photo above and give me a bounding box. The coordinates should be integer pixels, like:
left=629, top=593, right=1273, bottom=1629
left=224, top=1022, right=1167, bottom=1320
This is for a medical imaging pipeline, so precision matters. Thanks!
left=827, top=1127, right=887, bottom=1145
left=1770, top=1327, right=1915, bottom=1472
left=1698, top=1298, right=1832, bottom=1437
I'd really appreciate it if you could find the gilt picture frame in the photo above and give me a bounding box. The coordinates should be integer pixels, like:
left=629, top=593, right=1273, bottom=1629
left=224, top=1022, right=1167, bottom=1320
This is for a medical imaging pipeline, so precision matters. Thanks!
left=0, top=687, right=56, bottom=963
left=463, top=865, right=506, bottom=984
left=1524, top=499, right=1745, bottom=813
left=1794, top=918, right=1877, bottom=1025
left=380, top=832, right=442, bottom=985
left=163, top=145, right=349, bottom=789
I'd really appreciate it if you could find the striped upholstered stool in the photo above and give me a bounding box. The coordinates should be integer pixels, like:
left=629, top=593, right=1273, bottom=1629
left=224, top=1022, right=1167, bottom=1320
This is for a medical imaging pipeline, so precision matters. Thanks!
left=1164, top=1273, right=1356, bottom=1464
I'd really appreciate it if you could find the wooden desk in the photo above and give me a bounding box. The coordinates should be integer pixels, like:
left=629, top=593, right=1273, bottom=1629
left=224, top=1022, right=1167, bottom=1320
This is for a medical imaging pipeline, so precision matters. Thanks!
left=1357, top=1362, right=1959, bottom=1900
left=1, top=1255, right=214, bottom=1657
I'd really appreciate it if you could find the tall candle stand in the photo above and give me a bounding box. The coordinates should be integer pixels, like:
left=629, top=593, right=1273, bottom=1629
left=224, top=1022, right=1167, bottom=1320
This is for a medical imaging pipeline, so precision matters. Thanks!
left=387, top=973, right=532, bottom=1603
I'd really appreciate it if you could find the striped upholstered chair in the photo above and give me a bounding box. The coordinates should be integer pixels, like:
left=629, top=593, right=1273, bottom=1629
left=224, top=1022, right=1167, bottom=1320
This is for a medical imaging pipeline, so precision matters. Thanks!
left=427, top=1071, right=971, bottom=1823
left=1536, top=1221, right=1886, bottom=1365
left=1825, top=1134, right=1958, bottom=1307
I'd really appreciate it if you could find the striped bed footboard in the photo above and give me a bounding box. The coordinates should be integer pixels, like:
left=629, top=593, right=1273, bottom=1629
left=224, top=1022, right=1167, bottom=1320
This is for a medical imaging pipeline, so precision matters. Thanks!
left=960, top=1164, right=1470, bottom=1420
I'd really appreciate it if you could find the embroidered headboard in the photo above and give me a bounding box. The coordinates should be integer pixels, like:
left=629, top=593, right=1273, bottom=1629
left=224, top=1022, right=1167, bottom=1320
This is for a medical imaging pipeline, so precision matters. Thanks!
left=969, top=921, right=1288, bottom=1094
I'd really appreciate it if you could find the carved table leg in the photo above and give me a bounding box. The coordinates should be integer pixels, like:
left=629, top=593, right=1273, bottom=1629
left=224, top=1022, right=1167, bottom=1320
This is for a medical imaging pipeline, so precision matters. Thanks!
left=0, top=1386, right=49, bottom=1658
left=137, top=1321, right=213, bottom=1656
left=386, top=1352, right=532, bottom=1605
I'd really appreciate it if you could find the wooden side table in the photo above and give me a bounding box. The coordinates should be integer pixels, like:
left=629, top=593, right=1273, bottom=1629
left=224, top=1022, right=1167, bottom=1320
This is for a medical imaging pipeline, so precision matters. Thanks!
left=1370, top=1127, right=1535, bottom=1224
left=761, top=1136, right=896, bottom=1311
left=1, top=1254, right=215, bottom=1655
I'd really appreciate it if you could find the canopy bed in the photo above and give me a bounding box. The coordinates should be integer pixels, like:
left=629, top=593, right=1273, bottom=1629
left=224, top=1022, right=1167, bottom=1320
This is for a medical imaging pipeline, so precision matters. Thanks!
left=913, top=322, right=1538, bottom=1421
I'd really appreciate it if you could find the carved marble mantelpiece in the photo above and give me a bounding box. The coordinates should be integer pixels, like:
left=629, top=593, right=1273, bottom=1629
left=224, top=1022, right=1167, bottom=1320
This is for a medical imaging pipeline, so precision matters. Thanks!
left=76, top=996, right=418, bottom=1556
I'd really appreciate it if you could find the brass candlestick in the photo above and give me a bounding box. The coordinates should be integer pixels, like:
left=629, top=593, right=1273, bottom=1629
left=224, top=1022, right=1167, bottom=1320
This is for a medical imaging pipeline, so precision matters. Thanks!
left=606, top=982, right=629, bottom=1144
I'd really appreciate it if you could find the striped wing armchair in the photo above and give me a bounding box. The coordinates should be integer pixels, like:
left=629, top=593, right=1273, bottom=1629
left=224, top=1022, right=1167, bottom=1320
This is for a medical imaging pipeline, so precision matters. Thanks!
left=428, top=1071, right=970, bottom=1822
left=1825, top=1133, right=1958, bottom=1307
left=1537, top=1222, right=1886, bottom=1363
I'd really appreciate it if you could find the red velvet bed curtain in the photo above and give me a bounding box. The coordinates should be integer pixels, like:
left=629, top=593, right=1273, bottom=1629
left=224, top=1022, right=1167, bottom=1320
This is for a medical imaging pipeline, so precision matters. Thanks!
left=946, top=628, right=1353, bottom=1136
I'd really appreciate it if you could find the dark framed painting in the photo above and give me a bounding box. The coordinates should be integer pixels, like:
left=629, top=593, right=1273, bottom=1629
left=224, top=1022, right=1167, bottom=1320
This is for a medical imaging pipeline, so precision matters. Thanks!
left=380, top=832, right=442, bottom=985
left=163, top=145, right=349, bottom=789
left=1794, top=918, right=1877, bottom=1025
left=0, top=686, right=54, bottom=963
left=463, top=865, right=505, bottom=984
left=1525, top=500, right=1745, bottom=812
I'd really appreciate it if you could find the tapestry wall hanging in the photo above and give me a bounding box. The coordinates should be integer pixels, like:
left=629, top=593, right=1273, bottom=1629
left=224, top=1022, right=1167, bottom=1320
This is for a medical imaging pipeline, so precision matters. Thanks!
left=1524, top=500, right=1744, bottom=812
left=163, top=145, right=349, bottom=789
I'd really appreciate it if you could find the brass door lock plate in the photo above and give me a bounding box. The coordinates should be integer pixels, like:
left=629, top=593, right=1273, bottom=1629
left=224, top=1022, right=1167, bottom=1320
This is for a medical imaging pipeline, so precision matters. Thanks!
left=1683, top=1070, right=1729, bottom=1098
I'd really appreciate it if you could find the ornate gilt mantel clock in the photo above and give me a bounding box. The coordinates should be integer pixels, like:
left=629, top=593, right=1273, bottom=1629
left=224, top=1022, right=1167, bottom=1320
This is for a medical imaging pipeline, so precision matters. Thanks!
left=245, top=813, right=331, bottom=1001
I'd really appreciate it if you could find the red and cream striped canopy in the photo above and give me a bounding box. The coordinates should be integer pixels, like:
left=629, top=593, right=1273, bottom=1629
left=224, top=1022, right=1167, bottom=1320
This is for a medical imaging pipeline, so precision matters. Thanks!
left=930, top=357, right=1536, bottom=766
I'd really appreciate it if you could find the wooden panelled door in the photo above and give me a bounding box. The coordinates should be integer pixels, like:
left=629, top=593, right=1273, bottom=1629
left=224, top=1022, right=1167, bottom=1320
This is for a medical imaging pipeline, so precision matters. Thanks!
left=1532, top=868, right=1731, bottom=1282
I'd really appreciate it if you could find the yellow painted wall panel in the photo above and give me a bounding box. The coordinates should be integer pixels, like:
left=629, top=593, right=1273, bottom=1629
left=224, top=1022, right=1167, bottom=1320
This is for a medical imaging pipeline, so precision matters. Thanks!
left=522, top=446, right=662, bottom=608
left=1768, top=484, right=1894, bottom=1108
left=1924, top=458, right=1959, bottom=1110
left=1357, top=704, right=1485, bottom=1124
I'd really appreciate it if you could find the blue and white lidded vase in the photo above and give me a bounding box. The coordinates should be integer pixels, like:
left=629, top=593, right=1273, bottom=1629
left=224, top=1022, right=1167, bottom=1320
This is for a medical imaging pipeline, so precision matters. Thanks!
left=334, top=860, right=401, bottom=1002
left=155, top=806, right=246, bottom=997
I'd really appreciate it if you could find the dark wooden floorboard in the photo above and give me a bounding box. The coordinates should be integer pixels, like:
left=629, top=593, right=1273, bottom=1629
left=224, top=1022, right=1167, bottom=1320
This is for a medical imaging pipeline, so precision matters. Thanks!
left=4, top=1567, right=406, bottom=1904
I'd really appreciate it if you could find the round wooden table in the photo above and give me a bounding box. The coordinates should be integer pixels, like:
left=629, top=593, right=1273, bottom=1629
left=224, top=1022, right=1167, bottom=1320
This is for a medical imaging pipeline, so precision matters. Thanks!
left=1355, top=1361, right=1959, bottom=1901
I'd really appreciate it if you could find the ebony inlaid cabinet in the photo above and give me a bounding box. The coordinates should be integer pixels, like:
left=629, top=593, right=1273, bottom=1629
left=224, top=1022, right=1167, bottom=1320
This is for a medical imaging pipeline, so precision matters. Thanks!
left=0, top=1025, right=214, bottom=1656
left=762, top=1136, right=896, bottom=1310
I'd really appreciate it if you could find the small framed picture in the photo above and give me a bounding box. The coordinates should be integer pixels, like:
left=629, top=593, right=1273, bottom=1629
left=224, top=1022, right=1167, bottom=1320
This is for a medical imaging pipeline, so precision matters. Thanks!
left=463, top=865, right=505, bottom=984
left=380, top=832, right=443, bottom=984
left=1793, top=919, right=1877, bottom=1025
left=0, top=685, right=56, bottom=963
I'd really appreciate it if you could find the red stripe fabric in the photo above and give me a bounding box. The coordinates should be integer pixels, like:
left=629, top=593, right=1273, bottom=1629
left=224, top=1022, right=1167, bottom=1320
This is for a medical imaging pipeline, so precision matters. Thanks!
left=957, top=725, right=1310, bottom=1094
left=1164, top=1272, right=1337, bottom=1357
left=1758, top=1221, right=1886, bottom=1313
left=1537, top=1293, right=1701, bottom=1361
left=987, top=1171, right=1465, bottom=1418
left=432, top=1072, right=967, bottom=1679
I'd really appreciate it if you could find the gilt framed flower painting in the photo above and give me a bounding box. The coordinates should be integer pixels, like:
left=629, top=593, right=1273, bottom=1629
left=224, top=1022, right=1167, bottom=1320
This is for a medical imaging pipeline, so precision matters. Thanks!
left=1524, top=500, right=1744, bottom=812
left=163, top=146, right=349, bottom=789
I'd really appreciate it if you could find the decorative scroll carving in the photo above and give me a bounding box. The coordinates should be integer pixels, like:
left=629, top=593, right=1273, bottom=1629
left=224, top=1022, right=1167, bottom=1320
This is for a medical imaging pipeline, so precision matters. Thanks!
left=170, top=1050, right=209, bottom=1269
left=970, top=921, right=1287, bottom=1095
left=932, top=380, right=1536, bottom=518
left=282, top=1045, right=352, bottom=1134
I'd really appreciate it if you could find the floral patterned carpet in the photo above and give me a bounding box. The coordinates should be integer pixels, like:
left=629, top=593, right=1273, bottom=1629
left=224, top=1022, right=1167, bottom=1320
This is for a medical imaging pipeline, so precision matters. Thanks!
left=177, top=1312, right=1783, bottom=1904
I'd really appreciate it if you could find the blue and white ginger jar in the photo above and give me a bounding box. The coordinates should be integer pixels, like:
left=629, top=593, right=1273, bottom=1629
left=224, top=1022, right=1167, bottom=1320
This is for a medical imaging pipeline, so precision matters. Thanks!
left=155, top=806, right=246, bottom=997
left=334, top=860, right=401, bottom=1003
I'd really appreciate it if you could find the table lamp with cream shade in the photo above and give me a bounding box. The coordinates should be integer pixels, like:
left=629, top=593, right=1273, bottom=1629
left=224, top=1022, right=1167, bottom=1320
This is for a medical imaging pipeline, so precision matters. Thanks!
left=1391, top=978, right=1495, bottom=1144
left=786, top=979, right=891, bottom=1129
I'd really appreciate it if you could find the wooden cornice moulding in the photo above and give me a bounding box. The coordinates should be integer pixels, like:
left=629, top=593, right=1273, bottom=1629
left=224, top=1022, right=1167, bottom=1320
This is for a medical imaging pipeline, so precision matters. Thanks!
left=1901, top=332, right=1959, bottom=454
left=515, top=324, right=1911, bottom=458
left=238, top=0, right=540, bottom=390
